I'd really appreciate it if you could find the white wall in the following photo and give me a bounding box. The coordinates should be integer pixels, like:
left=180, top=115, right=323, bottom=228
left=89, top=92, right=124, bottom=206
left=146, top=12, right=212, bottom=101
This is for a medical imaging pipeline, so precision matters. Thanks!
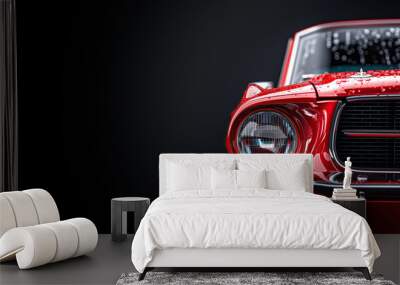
left=374, top=235, right=400, bottom=284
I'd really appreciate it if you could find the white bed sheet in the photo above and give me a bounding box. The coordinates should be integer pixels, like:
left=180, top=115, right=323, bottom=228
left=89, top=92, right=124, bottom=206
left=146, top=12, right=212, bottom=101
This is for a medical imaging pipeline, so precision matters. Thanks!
left=131, top=190, right=380, bottom=273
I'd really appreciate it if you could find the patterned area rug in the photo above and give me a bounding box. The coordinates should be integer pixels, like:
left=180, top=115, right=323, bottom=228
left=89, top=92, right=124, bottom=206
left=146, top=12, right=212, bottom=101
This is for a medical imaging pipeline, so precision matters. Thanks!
left=116, top=272, right=396, bottom=285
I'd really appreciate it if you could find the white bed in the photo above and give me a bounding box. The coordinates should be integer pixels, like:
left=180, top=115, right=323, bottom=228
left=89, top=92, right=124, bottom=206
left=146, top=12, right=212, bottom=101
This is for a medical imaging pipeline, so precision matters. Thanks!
left=131, top=154, right=380, bottom=280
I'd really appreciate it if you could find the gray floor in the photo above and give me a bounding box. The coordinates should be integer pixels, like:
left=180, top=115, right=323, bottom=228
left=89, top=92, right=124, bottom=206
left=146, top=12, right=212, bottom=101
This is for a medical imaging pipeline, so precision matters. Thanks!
left=1, top=234, right=399, bottom=285
left=0, top=234, right=134, bottom=285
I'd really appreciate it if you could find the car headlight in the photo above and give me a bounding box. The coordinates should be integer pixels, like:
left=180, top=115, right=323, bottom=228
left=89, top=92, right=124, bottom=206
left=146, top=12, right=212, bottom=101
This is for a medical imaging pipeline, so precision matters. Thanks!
left=237, top=111, right=297, bottom=153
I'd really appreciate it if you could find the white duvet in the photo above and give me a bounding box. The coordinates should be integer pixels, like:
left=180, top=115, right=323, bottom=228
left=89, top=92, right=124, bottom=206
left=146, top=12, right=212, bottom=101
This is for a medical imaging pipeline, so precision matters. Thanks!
left=131, top=190, right=380, bottom=273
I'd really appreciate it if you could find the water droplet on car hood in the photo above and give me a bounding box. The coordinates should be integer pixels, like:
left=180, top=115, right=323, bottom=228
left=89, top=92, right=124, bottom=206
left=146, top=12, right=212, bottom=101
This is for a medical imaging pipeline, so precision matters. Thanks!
left=310, top=69, right=400, bottom=98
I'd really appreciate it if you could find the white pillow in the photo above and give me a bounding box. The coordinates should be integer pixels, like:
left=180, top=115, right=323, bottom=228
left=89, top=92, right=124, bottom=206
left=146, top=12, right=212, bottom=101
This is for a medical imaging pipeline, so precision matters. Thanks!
left=237, top=169, right=267, bottom=189
left=211, top=168, right=267, bottom=190
left=167, top=162, right=209, bottom=191
left=211, top=168, right=236, bottom=189
left=238, top=159, right=309, bottom=192
left=166, top=160, right=235, bottom=191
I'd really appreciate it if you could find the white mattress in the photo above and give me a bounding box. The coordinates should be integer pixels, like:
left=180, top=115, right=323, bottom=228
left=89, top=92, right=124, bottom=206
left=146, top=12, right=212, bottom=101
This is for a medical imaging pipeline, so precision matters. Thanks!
left=131, top=190, right=380, bottom=273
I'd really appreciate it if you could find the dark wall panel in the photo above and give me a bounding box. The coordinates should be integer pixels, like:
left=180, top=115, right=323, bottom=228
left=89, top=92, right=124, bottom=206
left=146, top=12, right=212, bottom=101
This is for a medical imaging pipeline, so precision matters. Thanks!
left=17, top=0, right=400, bottom=232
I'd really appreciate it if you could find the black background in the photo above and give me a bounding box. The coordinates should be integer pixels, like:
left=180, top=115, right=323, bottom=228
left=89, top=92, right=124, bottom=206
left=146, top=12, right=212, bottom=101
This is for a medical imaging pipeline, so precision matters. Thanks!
left=16, top=0, right=400, bottom=232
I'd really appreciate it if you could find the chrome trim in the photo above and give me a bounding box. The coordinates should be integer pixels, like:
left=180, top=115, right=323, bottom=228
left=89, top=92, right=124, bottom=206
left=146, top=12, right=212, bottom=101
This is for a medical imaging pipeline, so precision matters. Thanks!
left=314, top=181, right=400, bottom=189
left=329, top=101, right=346, bottom=169
left=329, top=96, right=400, bottom=174
left=328, top=171, right=342, bottom=184
left=346, top=94, right=400, bottom=102
left=284, top=19, right=400, bottom=86
left=250, top=82, right=274, bottom=89
left=350, top=68, right=372, bottom=78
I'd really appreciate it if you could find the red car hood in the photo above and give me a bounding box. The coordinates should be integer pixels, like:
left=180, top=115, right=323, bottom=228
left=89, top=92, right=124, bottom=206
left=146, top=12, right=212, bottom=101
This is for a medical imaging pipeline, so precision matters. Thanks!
left=309, top=69, right=400, bottom=98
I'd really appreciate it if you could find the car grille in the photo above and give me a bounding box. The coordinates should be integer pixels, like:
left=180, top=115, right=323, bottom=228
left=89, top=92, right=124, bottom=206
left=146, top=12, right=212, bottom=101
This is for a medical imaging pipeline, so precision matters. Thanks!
left=334, top=98, right=400, bottom=171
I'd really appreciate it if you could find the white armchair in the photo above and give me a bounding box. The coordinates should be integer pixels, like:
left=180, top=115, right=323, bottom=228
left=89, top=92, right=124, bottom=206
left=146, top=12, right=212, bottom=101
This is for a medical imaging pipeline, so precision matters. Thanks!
left=0, top=189, right=98, bottom=269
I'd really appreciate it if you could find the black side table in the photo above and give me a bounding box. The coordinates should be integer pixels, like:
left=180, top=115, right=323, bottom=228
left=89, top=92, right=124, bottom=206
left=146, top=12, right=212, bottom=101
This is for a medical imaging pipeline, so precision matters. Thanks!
left=111, top=197, right=150, bottom=242
left=331, top=197, right=366, bottom=219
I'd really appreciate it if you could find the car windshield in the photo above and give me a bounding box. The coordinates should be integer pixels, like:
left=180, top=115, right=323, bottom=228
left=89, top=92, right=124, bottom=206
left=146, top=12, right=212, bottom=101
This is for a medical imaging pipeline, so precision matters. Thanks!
left=290, top=26, right=400, bottom=84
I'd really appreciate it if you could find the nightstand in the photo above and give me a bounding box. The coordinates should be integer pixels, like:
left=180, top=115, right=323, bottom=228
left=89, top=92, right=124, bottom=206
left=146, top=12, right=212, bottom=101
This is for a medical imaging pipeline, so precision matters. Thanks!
left=331, top=197, right=366, bottom=219
left=111, top=197, right=150, bottom=242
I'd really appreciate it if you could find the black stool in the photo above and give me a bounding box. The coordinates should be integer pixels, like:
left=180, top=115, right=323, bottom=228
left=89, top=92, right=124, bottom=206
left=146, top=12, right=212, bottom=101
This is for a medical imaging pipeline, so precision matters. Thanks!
left=111, top=197, right=150, bottom=242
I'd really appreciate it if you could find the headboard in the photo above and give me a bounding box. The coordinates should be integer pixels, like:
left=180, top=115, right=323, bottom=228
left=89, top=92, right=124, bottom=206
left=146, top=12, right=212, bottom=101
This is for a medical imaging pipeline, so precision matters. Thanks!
left=159, top=153, right=314, bottom=196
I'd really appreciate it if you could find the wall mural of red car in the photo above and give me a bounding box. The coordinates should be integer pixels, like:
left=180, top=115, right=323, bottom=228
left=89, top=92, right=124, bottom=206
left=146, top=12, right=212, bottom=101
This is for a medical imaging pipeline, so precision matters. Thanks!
left=226, top=19, right=400, bottom=233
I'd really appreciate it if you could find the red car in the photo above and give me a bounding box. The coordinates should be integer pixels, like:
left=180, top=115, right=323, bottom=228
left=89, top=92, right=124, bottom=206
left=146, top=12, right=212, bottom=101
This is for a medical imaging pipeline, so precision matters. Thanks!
left=226, top=19, right=400, bottom=233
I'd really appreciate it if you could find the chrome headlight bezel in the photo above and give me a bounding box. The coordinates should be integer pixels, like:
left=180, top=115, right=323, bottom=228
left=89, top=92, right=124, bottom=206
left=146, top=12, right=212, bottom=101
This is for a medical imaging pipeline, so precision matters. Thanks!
left=236, top=110, right=298, bottom=154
